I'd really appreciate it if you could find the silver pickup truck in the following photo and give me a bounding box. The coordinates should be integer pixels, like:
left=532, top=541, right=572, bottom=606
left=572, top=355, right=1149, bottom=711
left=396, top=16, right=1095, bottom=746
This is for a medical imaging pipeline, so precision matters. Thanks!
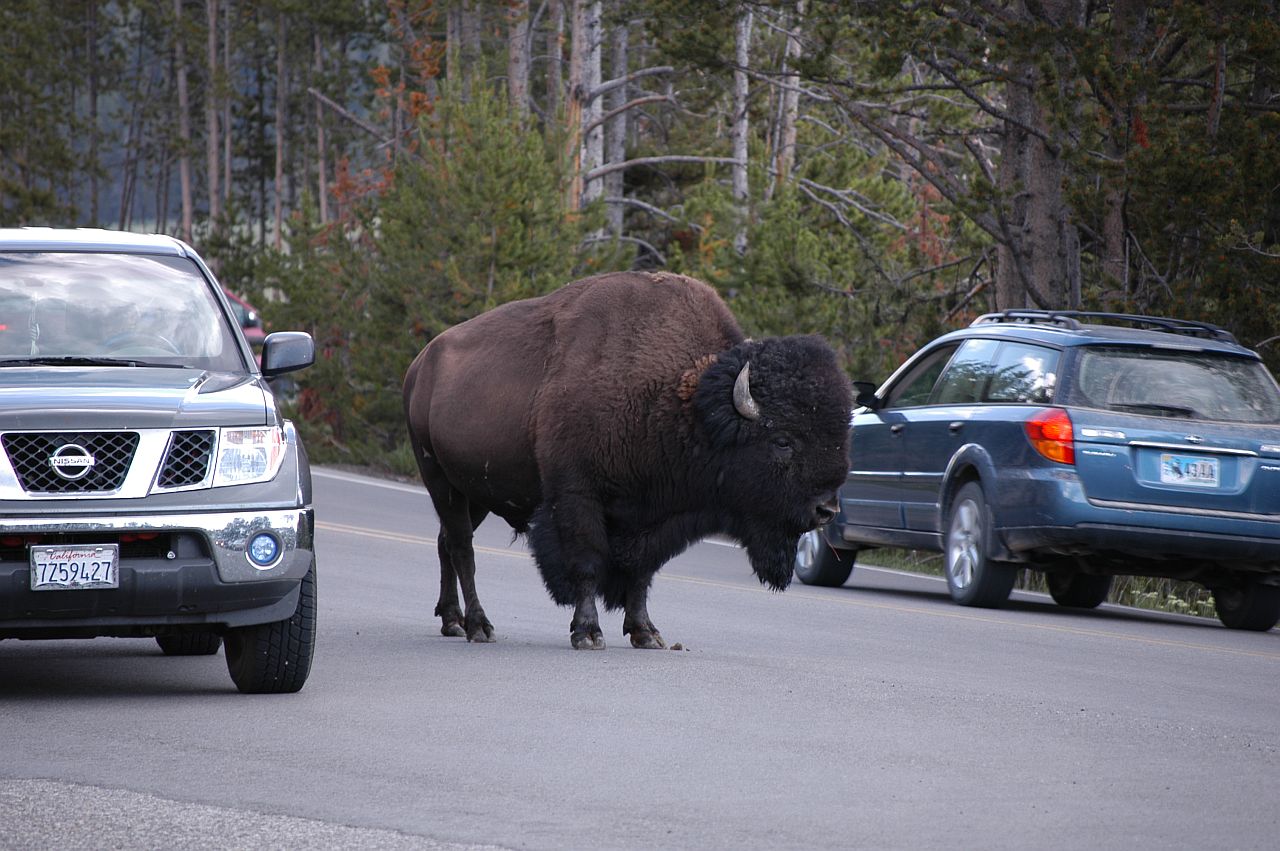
left=0, top=228, right=317, bottom=693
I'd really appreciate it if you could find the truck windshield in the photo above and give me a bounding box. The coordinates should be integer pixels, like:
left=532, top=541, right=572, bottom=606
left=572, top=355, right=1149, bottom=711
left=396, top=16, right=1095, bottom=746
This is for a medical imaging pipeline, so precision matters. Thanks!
left=0, top=251, right=247, bottom=372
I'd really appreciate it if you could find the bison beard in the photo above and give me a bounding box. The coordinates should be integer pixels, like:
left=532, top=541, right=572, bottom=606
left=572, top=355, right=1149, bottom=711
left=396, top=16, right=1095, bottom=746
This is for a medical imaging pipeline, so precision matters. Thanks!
left=403, top=271, right=852, bottom=650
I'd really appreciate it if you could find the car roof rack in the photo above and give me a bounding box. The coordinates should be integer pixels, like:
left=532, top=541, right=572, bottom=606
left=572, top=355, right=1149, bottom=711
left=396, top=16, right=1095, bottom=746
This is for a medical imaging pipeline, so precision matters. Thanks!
left=971, top=310, right=1238, bottom=344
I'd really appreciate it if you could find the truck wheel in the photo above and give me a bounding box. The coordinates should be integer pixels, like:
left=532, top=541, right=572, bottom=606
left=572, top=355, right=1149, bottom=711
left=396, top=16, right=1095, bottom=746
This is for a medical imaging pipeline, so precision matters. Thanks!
left=794, top=529, right=856, bottom=587
left=1047, top=572, right=1113, bottom=609
left=156, top=632, right=222, bottom=656
left=945, top=482, right=1016, bottom=608
left=224, top=560, right=317, bottom=693
left=1213, top=583, right=1280, bottom=632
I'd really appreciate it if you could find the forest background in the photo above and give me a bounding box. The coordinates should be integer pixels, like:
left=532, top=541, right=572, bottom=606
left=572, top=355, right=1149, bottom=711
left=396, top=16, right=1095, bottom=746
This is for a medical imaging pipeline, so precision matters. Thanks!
left=3, top=0, right=1279, bottom=484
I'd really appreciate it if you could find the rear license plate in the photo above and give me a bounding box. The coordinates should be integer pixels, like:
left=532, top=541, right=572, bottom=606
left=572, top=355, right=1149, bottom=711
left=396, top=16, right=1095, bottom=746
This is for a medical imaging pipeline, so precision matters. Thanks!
left=29, top=544, right=120, bottom=590
left=1159, top=453, right=1220, bottom=488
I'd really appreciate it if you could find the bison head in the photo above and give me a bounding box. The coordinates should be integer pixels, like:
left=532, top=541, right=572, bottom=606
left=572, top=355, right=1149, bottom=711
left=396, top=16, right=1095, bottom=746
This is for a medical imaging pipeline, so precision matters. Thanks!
left=693, top=335, right=852, bottom=591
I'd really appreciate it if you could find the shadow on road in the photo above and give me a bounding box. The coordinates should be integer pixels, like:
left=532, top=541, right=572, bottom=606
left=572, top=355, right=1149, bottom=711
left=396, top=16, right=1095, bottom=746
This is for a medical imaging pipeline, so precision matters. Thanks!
left=0, top=641, right=233, bottom=697
left=837, top=573, right=1231, bottom=632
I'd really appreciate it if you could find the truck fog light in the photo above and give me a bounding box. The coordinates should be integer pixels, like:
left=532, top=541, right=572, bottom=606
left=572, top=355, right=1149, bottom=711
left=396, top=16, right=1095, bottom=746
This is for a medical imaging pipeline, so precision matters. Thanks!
left=247, top=532, right=281, bottom=568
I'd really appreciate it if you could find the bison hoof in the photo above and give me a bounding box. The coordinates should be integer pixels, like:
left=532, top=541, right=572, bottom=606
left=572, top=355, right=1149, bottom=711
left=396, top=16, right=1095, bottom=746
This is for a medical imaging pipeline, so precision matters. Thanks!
left=571, top=630, right=605, bottom=650
left=440, top=621, right=467, bottom=638
left=465, top=613, right=494, bottom=643
left=629, top=630, right=666, bottom=650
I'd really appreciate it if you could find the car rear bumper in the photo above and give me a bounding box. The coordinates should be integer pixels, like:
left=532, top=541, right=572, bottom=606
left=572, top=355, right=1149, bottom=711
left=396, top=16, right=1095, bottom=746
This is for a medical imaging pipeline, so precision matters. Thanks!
left=0, top=507, right=313, bottom=636
left=1001, top=522, right=1280, bottom=567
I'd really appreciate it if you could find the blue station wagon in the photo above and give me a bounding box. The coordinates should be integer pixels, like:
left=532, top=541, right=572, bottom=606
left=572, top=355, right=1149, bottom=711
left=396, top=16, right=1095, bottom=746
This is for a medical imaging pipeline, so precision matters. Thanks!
left=795, top=310, right=1280, bottom=631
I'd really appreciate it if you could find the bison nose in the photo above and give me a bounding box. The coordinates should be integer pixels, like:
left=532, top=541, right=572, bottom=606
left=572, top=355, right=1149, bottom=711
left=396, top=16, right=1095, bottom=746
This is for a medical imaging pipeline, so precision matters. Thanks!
left=813, top=497, right=839, bottom=527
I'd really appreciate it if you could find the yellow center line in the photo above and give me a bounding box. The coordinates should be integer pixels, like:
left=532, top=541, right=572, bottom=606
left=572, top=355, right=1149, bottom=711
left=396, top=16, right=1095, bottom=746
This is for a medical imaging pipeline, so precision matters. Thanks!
left=317, top=520, right=527, bottom=559
left=317, top=520, right=1280, bottom=661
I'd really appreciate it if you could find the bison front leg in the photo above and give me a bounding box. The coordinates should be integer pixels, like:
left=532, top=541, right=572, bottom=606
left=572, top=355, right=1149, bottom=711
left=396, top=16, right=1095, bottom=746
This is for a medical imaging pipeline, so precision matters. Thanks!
left=530, top=489, right=609, bottom=649
left=570, top=590, right=605, bottom=650
left=621, top=572, right=665, bottom=650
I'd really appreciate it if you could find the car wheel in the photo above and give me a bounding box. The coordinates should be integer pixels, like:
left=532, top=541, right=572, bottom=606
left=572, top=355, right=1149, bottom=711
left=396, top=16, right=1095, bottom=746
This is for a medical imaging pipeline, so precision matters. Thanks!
left=156, top=632, right=222, bottom=656
left=794, top=529, right=856, bottom=587
left=945, top=482, right=1016, bottom=608
left=1212, top=583, right=1280, bottom=632
left=1047, top=572, right=1113, bottom=609
left=224, top=560, right=317, bottom=694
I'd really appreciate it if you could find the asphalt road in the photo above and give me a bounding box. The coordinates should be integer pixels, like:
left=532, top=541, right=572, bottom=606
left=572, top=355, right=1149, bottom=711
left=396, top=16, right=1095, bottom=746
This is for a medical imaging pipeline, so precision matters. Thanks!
left=1, top=467, right=1278, bottom=850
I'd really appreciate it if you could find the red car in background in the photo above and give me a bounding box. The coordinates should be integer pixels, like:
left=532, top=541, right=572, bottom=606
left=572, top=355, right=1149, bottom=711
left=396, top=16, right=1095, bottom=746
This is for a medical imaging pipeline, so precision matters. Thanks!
left=222, top=288, right=266, bottom=355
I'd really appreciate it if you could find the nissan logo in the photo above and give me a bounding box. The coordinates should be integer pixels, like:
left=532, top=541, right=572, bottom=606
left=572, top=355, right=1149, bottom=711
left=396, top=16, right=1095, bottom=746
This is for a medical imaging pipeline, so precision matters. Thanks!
left=48, top=443, right=96, bottom=481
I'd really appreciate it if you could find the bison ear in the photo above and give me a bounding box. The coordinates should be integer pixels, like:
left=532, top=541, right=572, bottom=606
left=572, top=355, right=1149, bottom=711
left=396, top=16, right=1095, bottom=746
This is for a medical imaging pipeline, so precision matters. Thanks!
left=692, top=345, right=762, bottom=448
left=733, top=362, right=761, bottom=420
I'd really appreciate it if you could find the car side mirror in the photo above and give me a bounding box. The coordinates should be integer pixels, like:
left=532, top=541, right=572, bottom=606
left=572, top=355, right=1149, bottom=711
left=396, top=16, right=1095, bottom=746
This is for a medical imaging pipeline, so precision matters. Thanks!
left=853, top=380, right=881, bottom=410
left=261, top=331, right=315, bottom=377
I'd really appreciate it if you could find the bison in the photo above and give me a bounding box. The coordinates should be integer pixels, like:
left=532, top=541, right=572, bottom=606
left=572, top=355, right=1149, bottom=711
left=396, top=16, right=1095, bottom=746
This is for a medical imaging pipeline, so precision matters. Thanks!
left=403, top=271, right=852, bottom=649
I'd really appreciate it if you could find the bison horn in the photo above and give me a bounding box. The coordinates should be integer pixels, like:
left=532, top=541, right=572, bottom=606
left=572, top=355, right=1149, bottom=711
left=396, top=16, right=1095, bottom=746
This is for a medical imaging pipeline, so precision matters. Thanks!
left=733, top=362, right=761, bottom=420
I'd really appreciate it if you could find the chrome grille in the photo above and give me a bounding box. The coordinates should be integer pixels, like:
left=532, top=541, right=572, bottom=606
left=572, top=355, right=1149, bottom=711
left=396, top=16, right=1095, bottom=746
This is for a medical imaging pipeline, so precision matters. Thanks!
left=158, top=430, right=215, bottom=488
left=2, top=432, right=139, bottom=493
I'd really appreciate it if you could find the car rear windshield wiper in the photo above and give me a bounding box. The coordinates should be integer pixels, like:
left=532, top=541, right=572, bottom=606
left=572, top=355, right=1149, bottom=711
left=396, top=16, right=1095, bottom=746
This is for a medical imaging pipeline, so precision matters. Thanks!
left=1111, top=402, right=1198, bottom=418
left=0, top=356, right=187, bottom=368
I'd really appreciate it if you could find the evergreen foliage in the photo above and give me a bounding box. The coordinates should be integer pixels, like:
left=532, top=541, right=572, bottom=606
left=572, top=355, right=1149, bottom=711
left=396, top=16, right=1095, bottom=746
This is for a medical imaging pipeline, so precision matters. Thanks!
left=263, top=86, right=595, bottom=464
left=1, top=0, right=1277, bottom=461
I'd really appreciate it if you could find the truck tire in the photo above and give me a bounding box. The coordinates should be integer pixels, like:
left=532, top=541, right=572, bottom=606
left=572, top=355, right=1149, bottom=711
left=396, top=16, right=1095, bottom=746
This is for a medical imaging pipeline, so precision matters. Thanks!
left=224, top=560, right=317, bottom=694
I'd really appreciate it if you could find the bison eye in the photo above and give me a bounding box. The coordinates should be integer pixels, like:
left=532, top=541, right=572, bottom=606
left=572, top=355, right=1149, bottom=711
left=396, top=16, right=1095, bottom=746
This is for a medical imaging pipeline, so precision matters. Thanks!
left=772, top=436, right=795, bottom=453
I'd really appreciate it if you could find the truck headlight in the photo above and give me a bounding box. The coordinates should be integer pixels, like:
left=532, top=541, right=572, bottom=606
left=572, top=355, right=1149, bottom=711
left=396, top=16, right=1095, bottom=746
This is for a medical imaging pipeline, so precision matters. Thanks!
left=212, top=426, right=286, bottom=487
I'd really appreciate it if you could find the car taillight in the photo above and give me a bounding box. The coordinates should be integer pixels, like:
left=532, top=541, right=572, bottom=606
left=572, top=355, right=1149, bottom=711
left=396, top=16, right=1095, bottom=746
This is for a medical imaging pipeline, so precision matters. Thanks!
left=1025, top=408, right=1074, bottom=465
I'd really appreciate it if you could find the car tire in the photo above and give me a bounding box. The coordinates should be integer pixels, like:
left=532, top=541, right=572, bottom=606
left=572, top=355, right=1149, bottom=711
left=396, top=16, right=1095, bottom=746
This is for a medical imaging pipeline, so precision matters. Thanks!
left=1047, top=572, right=1113, bottom=609
left=794, top=529, right=856, bottom=587
left=224, top=561, right=317, bottom=694
left=1212, top=583, right=1280, bottom=632
left=156, top=632, right=222, bottom=656
left=945, top=482, right=1016, bottom=608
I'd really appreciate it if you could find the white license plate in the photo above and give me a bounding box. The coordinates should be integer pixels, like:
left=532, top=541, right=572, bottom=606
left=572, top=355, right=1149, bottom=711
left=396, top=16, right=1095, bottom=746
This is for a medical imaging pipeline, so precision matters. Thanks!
left=29, top=544, right=120, bottom=590
left=1159, top=453, right=1220, bottom=488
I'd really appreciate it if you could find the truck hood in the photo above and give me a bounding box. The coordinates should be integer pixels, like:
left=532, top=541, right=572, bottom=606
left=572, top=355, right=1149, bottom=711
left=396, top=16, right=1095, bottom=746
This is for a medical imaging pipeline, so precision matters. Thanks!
left=0, top=367, right=271, bottom=430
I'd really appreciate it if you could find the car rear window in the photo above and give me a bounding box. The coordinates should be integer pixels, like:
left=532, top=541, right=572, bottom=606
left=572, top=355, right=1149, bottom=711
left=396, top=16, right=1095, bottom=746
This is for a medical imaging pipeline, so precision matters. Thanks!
left=0, top=251, right=246, bottom=372
left=1066, top=346, right=1280, bottom=424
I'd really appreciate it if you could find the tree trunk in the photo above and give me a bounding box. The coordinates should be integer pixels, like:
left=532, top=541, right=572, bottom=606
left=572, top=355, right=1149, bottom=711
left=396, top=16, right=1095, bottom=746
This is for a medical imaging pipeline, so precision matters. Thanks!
left=1100, top=0, right=1147, bottom=301
left=174, top=0, right=194, bottom=242
left=205, top=0, right=221, bottom=230
left=447, top=5, right=461, bottom=88
left=118, top=17, right=149, bottom=230
left=87, top=0, right=100, bottom=224
left=732, top=10, right=753, bottom=254
left=577, top=0, right=604, bottom=208
left=547, top=0, right=563, bottom=117
left=565, top=0, right=586, bottom=210
left=768, top=1, right=803, bottom=200
left=273, top=12, right=287, bottom=250
left=605, top=17, right=628, bottom=236
left=996, top=0, right=1082, bottom=311
left=507, top=0, right=531, bottom=117
left=315, top=31, right=328, bottom=223
left=223, top=0, right=233, bottom=206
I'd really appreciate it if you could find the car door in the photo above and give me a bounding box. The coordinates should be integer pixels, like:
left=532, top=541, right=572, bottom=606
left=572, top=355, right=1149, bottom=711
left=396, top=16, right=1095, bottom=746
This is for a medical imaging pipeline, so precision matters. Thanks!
left=898, top=339, right=1062, bottom=533
left=844, top=344, right=960, bottom=531
left=898, top=338, right=1000, bottom=531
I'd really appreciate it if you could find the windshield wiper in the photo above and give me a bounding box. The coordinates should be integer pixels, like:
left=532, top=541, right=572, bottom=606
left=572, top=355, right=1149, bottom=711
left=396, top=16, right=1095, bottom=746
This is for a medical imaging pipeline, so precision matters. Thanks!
left=0, top=356, right=187, bottom=369
left=1112, top=402, right=1198, bottom=418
